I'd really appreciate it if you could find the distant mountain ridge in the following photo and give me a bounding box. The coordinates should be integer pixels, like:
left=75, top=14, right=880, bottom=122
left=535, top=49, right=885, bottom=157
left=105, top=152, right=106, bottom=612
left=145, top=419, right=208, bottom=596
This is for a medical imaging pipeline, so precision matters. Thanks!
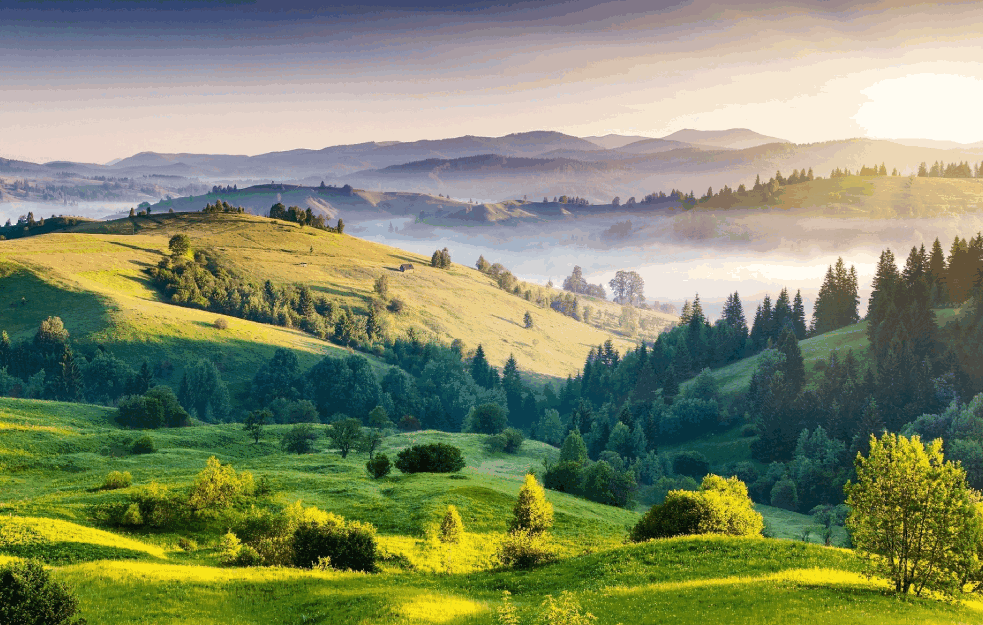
left=7, top=128, right=983, bottom=208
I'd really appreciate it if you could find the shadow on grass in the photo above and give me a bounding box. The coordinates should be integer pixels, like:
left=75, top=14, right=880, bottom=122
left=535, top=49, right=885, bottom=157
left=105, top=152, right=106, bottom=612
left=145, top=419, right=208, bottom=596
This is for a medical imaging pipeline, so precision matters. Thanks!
left=0, top=541, right=164, bottom=565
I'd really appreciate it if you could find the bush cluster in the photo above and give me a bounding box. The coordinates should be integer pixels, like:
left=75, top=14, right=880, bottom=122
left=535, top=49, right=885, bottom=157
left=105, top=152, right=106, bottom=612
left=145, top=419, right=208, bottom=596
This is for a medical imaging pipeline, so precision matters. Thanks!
left=0, top=560, right=86, bottom=625
left=630, top=475, right=763, bottom=542
left=395, top=443, right=466, bottom=474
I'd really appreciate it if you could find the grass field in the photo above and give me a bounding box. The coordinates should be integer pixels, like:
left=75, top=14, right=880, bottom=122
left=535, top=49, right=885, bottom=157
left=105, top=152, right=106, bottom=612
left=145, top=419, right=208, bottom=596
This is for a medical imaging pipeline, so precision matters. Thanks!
left=2, top=396, right=982, bottom=624
left=0, top=212, right=675, bottom=395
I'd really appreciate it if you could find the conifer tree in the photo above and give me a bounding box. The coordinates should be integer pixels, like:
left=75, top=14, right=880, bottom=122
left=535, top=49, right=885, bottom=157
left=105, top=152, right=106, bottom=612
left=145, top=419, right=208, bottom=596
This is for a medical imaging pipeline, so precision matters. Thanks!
left=792, top=290, right=807, bottom=339
left=508, top=474, right=554, bottom=534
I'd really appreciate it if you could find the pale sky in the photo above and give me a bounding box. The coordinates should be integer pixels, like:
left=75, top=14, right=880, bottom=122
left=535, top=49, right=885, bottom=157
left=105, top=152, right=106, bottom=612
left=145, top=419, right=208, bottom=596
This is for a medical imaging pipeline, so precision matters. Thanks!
left=4, top=0, right=983, bottom=163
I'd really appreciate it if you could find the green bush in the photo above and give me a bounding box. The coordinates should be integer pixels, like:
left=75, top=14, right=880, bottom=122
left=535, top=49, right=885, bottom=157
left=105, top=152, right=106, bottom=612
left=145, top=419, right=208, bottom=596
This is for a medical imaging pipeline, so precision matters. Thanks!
left=187, top=456, right=255, bottom=515
left=131, top=436, right=155, bottom=454
left=100, top=471, right=132, bottom=490
left=366, top=453, right=392, bottom=479
left=292, top=515, right=377, bottom=572
left=672, top=450, right=710, bottom=478
left=543, top=461, right=583, bottom=493
left=0, top=559, right=86, bottom=625
left=487, top=427, right=525, bottom=454
left=281, top=423, right=318, bottom=454
left=631, top=474, right=763, bottom=542
left=496, top=529, right=557, bottom=570
left=395, top=443, right=466, bottom=473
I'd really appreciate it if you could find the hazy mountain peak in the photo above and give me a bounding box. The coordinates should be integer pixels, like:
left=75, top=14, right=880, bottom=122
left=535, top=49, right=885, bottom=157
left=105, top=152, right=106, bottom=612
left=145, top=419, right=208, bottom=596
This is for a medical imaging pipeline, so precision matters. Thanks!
left=660, top=128, right=789, bottom=150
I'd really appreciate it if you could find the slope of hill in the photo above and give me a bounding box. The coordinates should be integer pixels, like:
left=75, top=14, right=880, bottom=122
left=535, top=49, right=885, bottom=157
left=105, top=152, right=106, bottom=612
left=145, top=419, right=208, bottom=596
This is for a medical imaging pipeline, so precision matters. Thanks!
left=681, top=308, right=960, bottom=399
left=2, top=396, right=981, bottom=624
left=1, top=212, right=676, bottom=392
left=698, top=174, right=983, bottom=218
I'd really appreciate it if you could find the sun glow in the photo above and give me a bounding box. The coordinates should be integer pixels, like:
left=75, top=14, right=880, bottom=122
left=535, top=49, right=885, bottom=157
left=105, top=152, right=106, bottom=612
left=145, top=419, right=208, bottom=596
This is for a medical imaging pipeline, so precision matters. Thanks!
left=855, top=73, right=983, bottom=143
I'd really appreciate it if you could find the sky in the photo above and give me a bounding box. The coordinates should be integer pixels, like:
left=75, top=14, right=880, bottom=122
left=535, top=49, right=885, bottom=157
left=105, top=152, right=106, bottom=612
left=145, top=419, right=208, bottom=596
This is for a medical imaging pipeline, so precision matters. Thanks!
left=5, top=0, right=983, bottom=163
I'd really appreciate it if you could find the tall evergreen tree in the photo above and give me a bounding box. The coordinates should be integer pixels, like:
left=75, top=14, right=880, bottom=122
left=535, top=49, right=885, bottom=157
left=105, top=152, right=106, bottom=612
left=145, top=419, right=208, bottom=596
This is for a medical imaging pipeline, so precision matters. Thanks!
left=792, top=290, right=807, bottom=339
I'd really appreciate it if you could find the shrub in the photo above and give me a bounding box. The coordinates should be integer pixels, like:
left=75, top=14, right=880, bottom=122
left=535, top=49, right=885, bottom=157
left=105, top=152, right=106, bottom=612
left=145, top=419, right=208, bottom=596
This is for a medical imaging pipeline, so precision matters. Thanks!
left=508, top=474, right=553, bottom=534
left=292, top=514, right=377, bottom=572
left=395, top=443, right=466, bottom=473
left=398, top=415, right=421, bottom=431
left=121, top=503, right=144, bottom=526
left=177, top=537, right=198, bottom=552
left=187, top=456, right=255, bottom=515
left=366, top=453, right=392, bottom=479
left=131, top=436, right=155, bottom=454
left=214, top=317, right=229, bottom=330
left=0, top=559, right=86, bottom=625
left=387, top=298, right=406, bottom=314
left=672, top=450, right=710, bottom=478
left=439, top=505, right=464, bottom=544
left=101, top=471, right=132, bottom=490
left=496, top=529, right=557, bottom=570
left=631, top=474, right=763, bottom=542
left=500, top=427, right=524, bottom=454
left=281, top=423, right=318, bottom=454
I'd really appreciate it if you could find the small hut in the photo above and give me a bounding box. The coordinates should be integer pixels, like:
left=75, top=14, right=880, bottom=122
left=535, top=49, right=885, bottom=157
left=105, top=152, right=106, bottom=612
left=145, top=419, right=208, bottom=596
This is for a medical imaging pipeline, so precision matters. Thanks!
left=399, top=263, right=415, bottom=272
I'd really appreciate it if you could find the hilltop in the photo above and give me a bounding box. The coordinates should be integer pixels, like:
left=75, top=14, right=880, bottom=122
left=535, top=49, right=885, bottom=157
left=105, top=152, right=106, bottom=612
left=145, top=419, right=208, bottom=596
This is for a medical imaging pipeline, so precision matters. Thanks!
left=0, top=212, right=676, bottom=396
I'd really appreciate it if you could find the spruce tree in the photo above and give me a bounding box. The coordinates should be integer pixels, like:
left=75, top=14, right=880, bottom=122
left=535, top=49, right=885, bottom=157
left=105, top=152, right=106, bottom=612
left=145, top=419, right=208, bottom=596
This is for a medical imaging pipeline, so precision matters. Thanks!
left=792, top=290, right=807, bottom=339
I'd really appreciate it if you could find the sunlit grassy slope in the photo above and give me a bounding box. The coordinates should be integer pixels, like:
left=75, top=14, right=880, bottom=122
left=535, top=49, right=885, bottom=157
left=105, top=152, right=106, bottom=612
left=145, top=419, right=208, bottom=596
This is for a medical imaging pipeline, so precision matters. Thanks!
left=699, top=175, right=983, bottom=217
left=0, top=212, right=675, bottom=389
left=3, top=396, right=982, bottom=624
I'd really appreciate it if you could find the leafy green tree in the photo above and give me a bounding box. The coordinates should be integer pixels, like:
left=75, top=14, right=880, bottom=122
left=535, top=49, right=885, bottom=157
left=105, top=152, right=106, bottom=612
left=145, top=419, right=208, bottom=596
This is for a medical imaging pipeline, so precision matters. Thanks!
left=0, top=559, right=86, bottom=625
left=559, top=430, right=589, bottom=465
left=327, top=418, right=363, bottom=458
left=168, top=234, right=191, bottom=256
left=524, top=311, right=534, bottom=328
left=179, top=359, right=230, bottom=422
left=508, top=474, right=554, bottom=534
left=244, top=409, right=270, bottom=444
left=366, top=453, right=392, bottom=479
left=845, top=433, right=983, bottom=596
left=468, top=403, right=508, bottom=434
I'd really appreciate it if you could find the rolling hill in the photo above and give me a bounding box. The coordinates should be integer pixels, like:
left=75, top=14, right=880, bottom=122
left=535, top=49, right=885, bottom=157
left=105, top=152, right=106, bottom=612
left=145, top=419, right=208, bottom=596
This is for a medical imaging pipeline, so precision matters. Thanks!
left=0, top=212, right=677, bottom=396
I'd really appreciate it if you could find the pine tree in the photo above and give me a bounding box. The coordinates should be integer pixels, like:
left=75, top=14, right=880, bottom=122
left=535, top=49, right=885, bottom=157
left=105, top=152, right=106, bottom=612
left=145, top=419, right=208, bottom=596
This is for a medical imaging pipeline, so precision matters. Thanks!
left=470, top=344, right=490, bottom=388
left=792, top=290, right=807, bottom=339
left=776, top=326, right=805, bottom=394
left=773, top=288, right=792, bottom=339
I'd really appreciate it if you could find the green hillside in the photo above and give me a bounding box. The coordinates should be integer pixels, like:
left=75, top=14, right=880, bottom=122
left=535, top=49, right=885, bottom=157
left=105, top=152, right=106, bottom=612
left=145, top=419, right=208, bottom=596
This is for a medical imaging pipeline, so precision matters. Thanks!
left=0, top=212, right=675, bottom=393
left=682, top=308, right=959, bottom=399
left=699, top=175, right=983, bottom=218
left=2, top=396, right=981, bottom=624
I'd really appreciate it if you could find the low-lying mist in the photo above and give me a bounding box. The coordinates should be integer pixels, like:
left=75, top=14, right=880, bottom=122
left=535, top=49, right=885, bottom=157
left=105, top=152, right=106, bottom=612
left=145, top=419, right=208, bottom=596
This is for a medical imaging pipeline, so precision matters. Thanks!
left=349, top=208, right=983, bottom=319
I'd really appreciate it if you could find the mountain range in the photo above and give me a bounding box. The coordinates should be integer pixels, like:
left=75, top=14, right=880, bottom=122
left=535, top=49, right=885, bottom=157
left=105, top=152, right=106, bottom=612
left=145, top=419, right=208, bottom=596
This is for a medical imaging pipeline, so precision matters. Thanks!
left=6, top=128, right=983, bottom=206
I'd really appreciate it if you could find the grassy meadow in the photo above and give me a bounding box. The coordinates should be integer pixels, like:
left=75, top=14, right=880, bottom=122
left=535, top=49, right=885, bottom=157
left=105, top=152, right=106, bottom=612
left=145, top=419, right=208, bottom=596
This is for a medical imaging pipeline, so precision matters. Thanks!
left=2, top=396, right=983, bottom=624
